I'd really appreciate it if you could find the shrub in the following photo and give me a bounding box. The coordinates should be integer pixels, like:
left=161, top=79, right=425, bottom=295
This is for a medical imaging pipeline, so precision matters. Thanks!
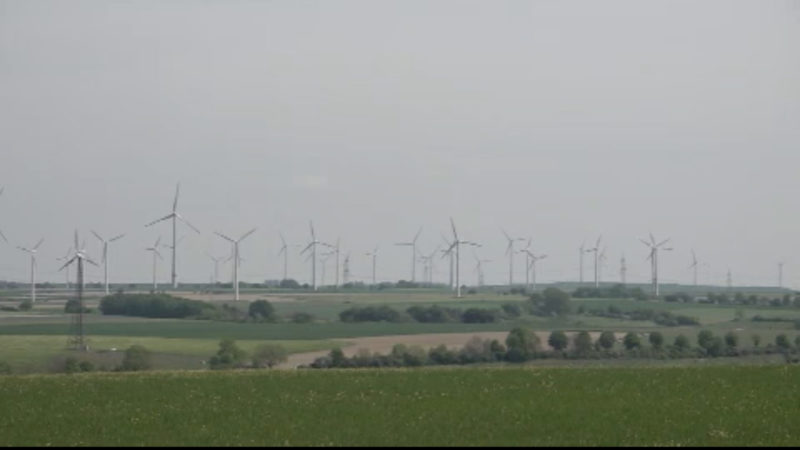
left=252, top=344, right=288, bottom=368
left=339, top=306, right=402, bottom=323
left=573, top=331, right=593, bottom=355
left=279, top=279, right=301, bottom=289
left=290, top=312, right=314, bottom=323
left=208, top=339, right=248, bottom=369
left=752, top=334, right=761, bottom=347
left=674, top=335, right=690, bottom=351
left=776, top=334, right=791, bottom=351
left=428, top=344, right=459, bottom=365
left=119, top=345, right=153, bottom=371
left=18, top=300, right=32, bottom=311
left=63, top=357, right=93, bottom=373
left=697, top=330, right=715, bottom=350
left=406, top=305, right=461, bottom=323
left=100, top=293, right=213, bottom=319
left=505, top=328, right=541, bottom=361
left=248, top=300, right=276, bottom=321
left=461, top=308, right=498, bottom=323
left=501, top=303, right=522, bottom=318
left=64, top=299, right=90, bottom=314
left=724, top=332, right=738, bottom=348
left=623, top=333, right=641, bottom=350
left=597, top=331, right=616, bottom=350
left=548, top=331, right=569, bottom=351
left=649, top=332, right=664, bottom=349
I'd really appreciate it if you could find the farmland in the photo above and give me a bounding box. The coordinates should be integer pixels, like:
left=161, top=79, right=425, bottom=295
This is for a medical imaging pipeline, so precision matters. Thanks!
left=1, top=366, right=799, bottom=446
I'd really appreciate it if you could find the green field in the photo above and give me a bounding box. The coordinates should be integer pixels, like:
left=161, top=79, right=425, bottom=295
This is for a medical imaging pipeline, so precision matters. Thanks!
left=1, top=366, right=799, bottom=446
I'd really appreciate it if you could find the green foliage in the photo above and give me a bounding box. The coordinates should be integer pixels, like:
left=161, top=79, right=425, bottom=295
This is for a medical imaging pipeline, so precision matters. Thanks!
left=648, top=332, right=664, bottom=349
left=0, top=361, right=11, bottom=375
left=674, top=335, right=690, bottom=351
left=724, top=332, right=738, bottom=348
left=573, top=331, right=593, bottom=355
left=597, top=331, right=616, bottom=350
left=64, top=299, right=90, bottom=314
left=406, top=305, right=461, bottom=323
left=501, top=303, right=522, bottom=318
left=752, top=334, right=761, bottom=347
left=290, top=312, right=314, bottom=324
left=248, top=300, right=276, bottom=321
left=339, top=306, right=403, bottom=323
left=279, top=279, right=301, bottom=289
left=505, top=327, right=541, bottom=361
left=18, top=300, right=32, bottom=311
left=251, top=344, right=288, bottom=368
left=548, top=331, right=569, bottom=351
left=775, top=334, right=791, bottom=351
left=697, top=330, right=715, bottom=350
left=63, top=357, right=93, bottom=374
left=209, top=339, right=248, bottom=370
left=530, top=288, right=571, bottom=316
left=623, top=333, right=641, bottom=350
left=100, top=293, right=214, bottom=319
left=572, top=284, right=649, bottom=301
left=119, top=345, right=152, bottom=371
left=461, top=308, right=498, bottom=323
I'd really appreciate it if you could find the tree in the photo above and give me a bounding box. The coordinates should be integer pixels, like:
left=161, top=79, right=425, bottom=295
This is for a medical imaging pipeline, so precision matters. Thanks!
left=573, top=331, right=593, bottom=355
left=775, top=334, right=791, bottom=351
left=697, top=330, right=715, bottom=350
left=18, top=300, right=32, bottom=311
left=119, top=345, right=153, bottom=371
left=548, top=330, right=569, bottom=351
left=248, top=300, right=275, bottom=321
left=209, top=339, right=248, bottom=369
left=674, top=334, right=690, bottom=351
left=252, top=344, right=288, bottom=368
left=623, top=332, right=641, bottom=350
left=542, top=288, right=572, bottom=316
left=648, top=331, right=664, bottom=349
left=724, top=331, right=738, bottom=348
left=279, top=279, right=301, bottom=289
left=597, top=331, right=616, bottom=350
left=752, top=334, right=761, bottom=347
left=505, top=327, right=541, bottom=361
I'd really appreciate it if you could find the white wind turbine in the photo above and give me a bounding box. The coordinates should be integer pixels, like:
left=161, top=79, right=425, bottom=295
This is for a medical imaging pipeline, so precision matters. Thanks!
left=365, top=246, right=379, bottom=286
left=502, top=229, right=526, bottom=288
left=640, top=233, right=672, bottom=297
left=472, top=250, right=491, bottom=288
left=59, top=230, right=99, bottom=351
left=0, top=186, right=7, bottom=244
left=145, top=237, right=163, bottom=291
left=342, top=252, right=351, bottom=285
left=689, top=250, right=699, bottom=287
left=585, top=235, right=602, bottom=288
left=395, top=227, right=422, bottom=282
left=91, top=230, right=125, bottom=295
left=144, top=182, right=200, bottom=289
left=56, top=246, right=73, bottom=288
left=778, top=261, right=785, bottom=289
left=579, top=240, right=586, bottom=284
left=445, top=218, right=479, bottom=298
left=206, top=252, right=225, bottom=285
left=441, top=234, right=455, bottom=290
left=322, top=237, right=341, bottom=288
left=277, top=233, right=289, bottom=281
left=300, top=221, right=321, bottom=291
left=17, top=238, right=44, bottom=303
left=522, top=248, right=547, bottom=291
left=597, top=247, right=607, bottom=284
left=419, top=246, right=440, bottom=285
left=215, top=228, right=257, bottom=301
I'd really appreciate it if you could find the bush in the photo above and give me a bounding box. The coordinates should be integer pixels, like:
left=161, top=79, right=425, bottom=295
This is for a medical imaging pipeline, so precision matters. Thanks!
left=597, top=331, right=616, bottom=350
left=252, top=344, right=288, bottom=368
left=64, top=299, right=90, bottom=314
left=428, top=344, right=459, bottom=365
left=649, top=332, right=664, bottom=349
left=776, top=334, right=791, bottom=351
left=339, top=306, right=402, bottom=323
left=573, top=331, right=593, bottom=355
left=461, top=308, right=498, bottom=323
left=100, top=293, right=213, bottom=319
left=697, top=330, right=715, bottom=350
left=724, top=331, right=739, bottom=348
left=674, top=335, right=690, bottom=351
left=248, top=300, right=276, bottom=321
left=209, top=339, right=248, bottom=369
left=505, top=328, right=541, bottom=361
left=623, top=333, right=641, bottom=350
left=290, top=312, right=314, bottom=323
left=406, top=305, right=461, bottom=323
left=752, top=334, right=761, bottom=347
left=542, top=288, right=572, bottom=316
left=119, top=345, right=153, bottom=371
left=279, top=279, right=301, bottom=289
left=548, top=331, right=569, bottom=351
left=18, top=300, right=32, bottom=311
left=501, top=303, right=522, bottom=318
left=63, top=357, right=93, bottom=374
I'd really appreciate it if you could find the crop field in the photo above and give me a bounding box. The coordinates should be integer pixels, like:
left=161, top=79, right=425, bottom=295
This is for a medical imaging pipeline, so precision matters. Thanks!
left=1, top=366, right=799, bottom=446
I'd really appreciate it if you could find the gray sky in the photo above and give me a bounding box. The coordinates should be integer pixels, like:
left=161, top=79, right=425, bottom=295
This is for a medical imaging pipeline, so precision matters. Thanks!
left=1, top=0, right=799, bottom=288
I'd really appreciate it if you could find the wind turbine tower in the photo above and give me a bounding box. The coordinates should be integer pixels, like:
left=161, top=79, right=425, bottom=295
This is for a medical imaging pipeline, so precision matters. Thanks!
left=689, top=250, right=699, bottom=287
left=214, top=228, right=257, bottom=301
left=92, top=230, right=125, bottom=295
left=300, top=221, right=320, bottom=290
left=620, top=254, right=627, bottom=285
left=446, top=218, right=479, bottom=298
left=145, top=237, right=163, bottom=291
left=585, top=236, right=602, bottom=288
left=277, top=233, right=289, bottom=281
left=778, top=262, right=785, bottom=289
left=502, top=230, right=526, bottom=287
left=342, top=252, right=351, bottom=285
left=640, top=234, right=673, bottom=297
left=206, top=253, right=225, bottom=285
left=17, top=238, right=44, bottom=303
left=57, top=247, right=72, bottom=288
left=323, top=238, right=341, bottom=288
left=395, top=227, right=422, bottom=282
left=145, top=183, right=200, bottom=289
left=579, top=240, right=585, bottom=284
left=524, top=249, right=547, bottom=291
left=365, top=246, right=378, bottom=286
left=726, top=268, right=732, bottom=290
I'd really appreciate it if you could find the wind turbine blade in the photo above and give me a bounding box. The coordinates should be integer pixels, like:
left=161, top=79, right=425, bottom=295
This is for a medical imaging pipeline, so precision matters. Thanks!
left=110, top=234, right=126, bottom=242
left=309, top=221, right=315, bottom=240
left=84, top=256, right=100, bottom=267
left=176, top=214, right=200, bottom=234
left=0, top=229, right=6, bottom=243
left=649, top=233, right=655, bottom=245
left=501, top=229, right=512, bottom=242
left=657, top=238, right=671, bottom=247
left=505, top=241, right=512, bottom=256
left=74, top=230, right=80, bottom=251
left=413, top=227, right=422, bottom=244
left=450, top=217, right=458, bottom=240
left=154, top=250, right=163, bottom=261
left=154, top=236, right=162, bottom=248
left=58, top=256, right=77, bottom=271
left=32, top=238, right=44, bottom=250
left=17, top=246, right=29, bottom=252
left=300, top=242, right=314, bottom=254
left=215, top=231, right=235, bottom=243
left=145, top=214, right=174, bottom=227
left=639, top=238, right=652, bottom=247
left=279, top=232, right=287, bottom=247
left=596, top=235, right=602, bottom=247
left=238, top=228, right=257, bottom=242
left=91, top=230, right=104, bottom=242
left=277, top=246, right=286, bottom=256
left=173, top=182, right=180, bottom=212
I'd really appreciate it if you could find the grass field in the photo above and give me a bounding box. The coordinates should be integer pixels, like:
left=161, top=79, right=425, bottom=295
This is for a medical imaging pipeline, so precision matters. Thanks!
left=1, top=365, right=798, bottom=446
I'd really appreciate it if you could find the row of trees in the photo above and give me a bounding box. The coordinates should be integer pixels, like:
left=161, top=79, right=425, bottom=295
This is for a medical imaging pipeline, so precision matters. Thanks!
left=207, top=339, right=288, bottom=369
left=577, top=305, right=700, bottom=326
left=338, top=305, right=512, bottom=324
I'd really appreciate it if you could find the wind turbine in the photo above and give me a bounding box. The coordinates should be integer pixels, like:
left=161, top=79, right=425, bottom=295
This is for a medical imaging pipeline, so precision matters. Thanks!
left=17, top=238, right=44, bottom=303
left=395, top=227, right=422, bottom=282
left=144, top=182, right=200, bottom=289
left=59, top=230, right=98, bottom=351
left=778, top=262, right=785, bottom=289
left=620, top=254, right=627, bottom=285
left=277, top=233, right=289, bottom=281
left=365, top=246, right=379, bottom=286
left=472, top=250, right=491, bottom=288
left=300, top=221, right=320, bottom=291
left=585, top=235, right=602, bottom=288
left=342, top=252, right=351, bottom=285
left=215, top=228, right=257, bottom=301
left=502, top=229, right=526, bottom=288
left=579, top=240, right=585, bottom=284
left=320, top=250, right=335, bottom=287
left=689, top=250, right=699, bottom=286
left=597, top=247, right=607, bottom=284
left=446, top=218, right=479, bottom=298
left=522, top=248, right=547, bottom=291
left=640, top=233, right=673, bottom=297
left=145, top=237, right=163, bottom=291
left=441, top=234, right=455, bottom=290
left=57, top=246, right=73, bottom=288
left=91, top=230, right=125, bottom=295
left=0, top=186, right=7, bottom=244
left=206, top=252, right=225, bottom=285
left=322, top=237, right=341, bottom=288
left=419, top=246, right=440, bottom=285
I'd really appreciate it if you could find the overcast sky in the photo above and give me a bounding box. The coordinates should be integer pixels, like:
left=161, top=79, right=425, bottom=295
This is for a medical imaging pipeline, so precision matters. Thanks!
left=1, top=0, right=799, bottom=288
